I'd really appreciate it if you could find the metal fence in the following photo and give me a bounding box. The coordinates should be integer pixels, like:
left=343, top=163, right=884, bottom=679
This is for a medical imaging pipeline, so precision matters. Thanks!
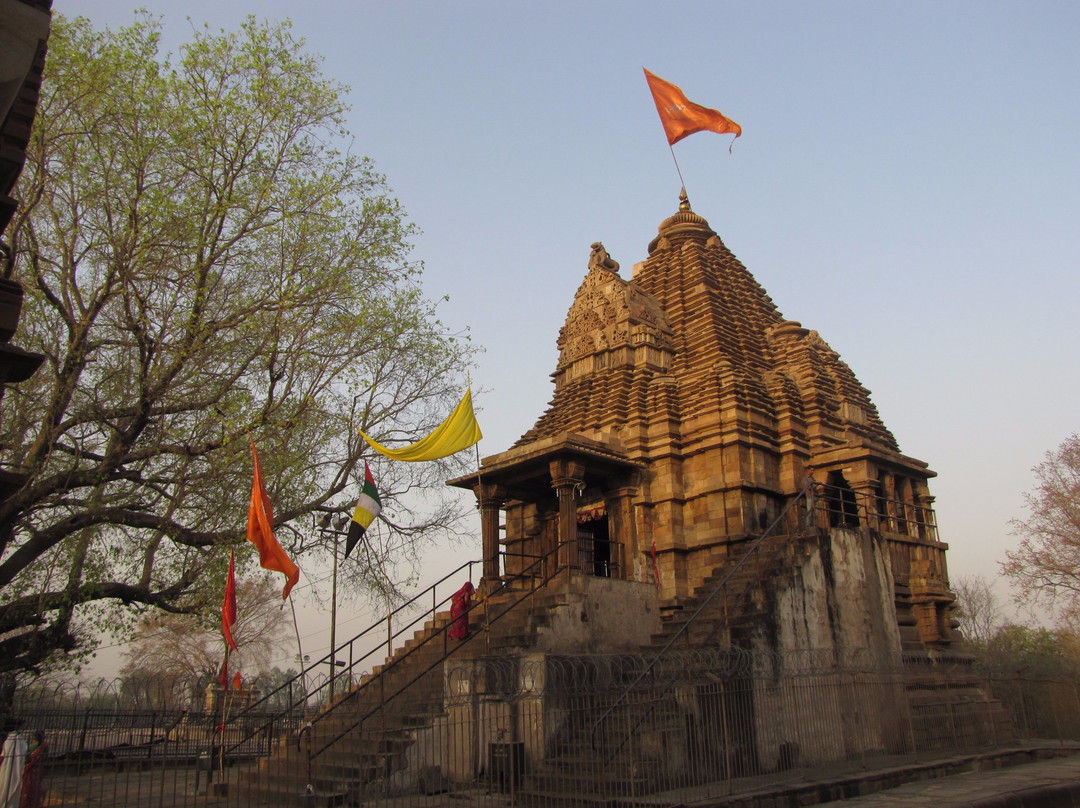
left=5, top=651, right=1080, bottom=808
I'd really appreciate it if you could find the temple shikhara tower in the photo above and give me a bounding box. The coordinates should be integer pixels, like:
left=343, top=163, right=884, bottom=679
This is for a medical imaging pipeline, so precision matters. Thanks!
left=452, top=199, right=956, bottom=665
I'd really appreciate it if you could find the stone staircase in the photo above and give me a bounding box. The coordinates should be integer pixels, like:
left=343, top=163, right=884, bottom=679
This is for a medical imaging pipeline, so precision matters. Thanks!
left=235, top=575, right=560, bottom=805
left=651, top=533, right=806, bottom=652
left=512, top=536, right=803, bottom=805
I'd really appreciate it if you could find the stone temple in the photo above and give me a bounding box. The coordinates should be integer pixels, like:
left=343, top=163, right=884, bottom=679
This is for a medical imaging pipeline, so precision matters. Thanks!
left=451, top=198, right=957, bottom=666
left=243, top=200, right=990, bottom=805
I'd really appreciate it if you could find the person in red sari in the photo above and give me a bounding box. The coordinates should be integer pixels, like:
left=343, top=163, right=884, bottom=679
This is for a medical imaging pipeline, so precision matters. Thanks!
left=18, top=732, right=44, bottom=808
left=448, top=581, right=475, bottom=640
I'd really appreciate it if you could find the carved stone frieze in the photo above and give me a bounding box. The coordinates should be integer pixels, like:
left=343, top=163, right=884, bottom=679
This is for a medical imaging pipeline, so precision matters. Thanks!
left=556, top=260, right=673, bottom=370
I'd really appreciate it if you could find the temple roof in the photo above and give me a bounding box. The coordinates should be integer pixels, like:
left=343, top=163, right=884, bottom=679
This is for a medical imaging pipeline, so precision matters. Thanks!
left=447, top=432, right=643, bottom=501
left=513, top=205, right=911, bottom=483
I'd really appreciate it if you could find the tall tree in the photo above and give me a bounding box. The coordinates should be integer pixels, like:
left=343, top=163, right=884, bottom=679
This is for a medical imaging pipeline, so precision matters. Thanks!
left=1003, top=434, right=1080, bottom=624
left=952, top=573, right=1004, bottom=649
left=0, top=15, right=476, bottom=677
left=120, top=575, right=290, bottom=700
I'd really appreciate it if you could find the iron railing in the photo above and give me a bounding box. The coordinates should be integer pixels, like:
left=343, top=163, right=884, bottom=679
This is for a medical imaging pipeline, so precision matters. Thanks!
left=9, top=656, right=1080, bottom=807
left=810, top=478, right=939, bottom=542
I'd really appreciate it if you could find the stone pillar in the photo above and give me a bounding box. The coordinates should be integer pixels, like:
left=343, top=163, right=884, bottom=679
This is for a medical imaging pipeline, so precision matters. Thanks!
left=606, top=479, right=640, bottom=581
left=549, top=458, right=585, bottom=572
left=475, top=483, right=507, bottom=584
left=851, top=478, right=878, bottom=531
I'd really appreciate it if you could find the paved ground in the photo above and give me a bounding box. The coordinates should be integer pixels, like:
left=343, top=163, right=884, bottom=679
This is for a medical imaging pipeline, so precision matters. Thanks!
left=679, top=745, right=1080, bottom=808
left=36, top=744, right=1080, bottom=807
left=833, top=750, right=1080, bottom=806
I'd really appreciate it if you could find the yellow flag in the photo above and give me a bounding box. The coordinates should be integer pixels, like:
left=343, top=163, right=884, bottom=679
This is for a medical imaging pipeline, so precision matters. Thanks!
left=359, top=387, right=483, bottom=462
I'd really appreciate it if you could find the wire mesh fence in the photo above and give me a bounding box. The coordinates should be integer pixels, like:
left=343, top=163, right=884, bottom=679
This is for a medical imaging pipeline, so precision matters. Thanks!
left=5, top=651, right=1080, bottom=808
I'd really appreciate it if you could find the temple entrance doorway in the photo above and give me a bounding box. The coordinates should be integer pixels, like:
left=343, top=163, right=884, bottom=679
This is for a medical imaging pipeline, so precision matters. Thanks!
left=577, top=511, right=612, bottom=578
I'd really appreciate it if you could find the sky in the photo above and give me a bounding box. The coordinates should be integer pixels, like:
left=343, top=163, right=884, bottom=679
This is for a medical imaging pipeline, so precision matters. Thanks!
left=67, top=0, right=1080, bottom=676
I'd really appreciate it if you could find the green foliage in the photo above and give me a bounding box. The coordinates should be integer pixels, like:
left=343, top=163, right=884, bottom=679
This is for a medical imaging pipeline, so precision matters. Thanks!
left=254, top=666, right=302, bottom=710
left=0, top=14, right=477, bottom=677
left=972, top=623, right=1080, bottom=678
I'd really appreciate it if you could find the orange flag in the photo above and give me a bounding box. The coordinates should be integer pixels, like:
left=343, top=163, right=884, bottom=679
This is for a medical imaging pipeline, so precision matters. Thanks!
left=248, top=437, right=300, bottom=599
left=643, top=68, right=741, bottom=149
left=221, top=550, right=238, bottom=651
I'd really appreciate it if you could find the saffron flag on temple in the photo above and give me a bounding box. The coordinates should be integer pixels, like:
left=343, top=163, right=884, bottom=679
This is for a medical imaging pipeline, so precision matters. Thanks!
left=233, top=672, right=243, bottom=692
left=247, top=437, right=300, bottom=600
left=345, top=462, right=382, bottom=559
left=643, top=68, right=742, bottom=150
left=222, top=550, right=239, bottom=651
left=358, top=387, right=483, bottom=462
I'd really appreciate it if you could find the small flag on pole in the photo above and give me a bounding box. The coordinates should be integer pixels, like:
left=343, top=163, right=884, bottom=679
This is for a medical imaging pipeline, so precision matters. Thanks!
left=358, top=387, right=482, bottom=462
left=222, top=550, right=238, bottom=651
left=247, top=437, right=300, bottom=600
left=345, top=462, right=382, bottom=559
left=644, top=68, right=741, bottom=150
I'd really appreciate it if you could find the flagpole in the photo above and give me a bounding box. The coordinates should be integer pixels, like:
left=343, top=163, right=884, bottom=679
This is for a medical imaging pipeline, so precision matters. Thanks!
left=385, top=576, right=392, bottom=659
left=668, top=145, right=687, bottom=196
left=360, top=526, right=393, bottom=659
left=288, top=596, right=307, bottom=703
left=218, top=648, right=229, bottom=782
left=329, top=525, right=339, bottom=704
left=467, top=370, right=488, bottom=589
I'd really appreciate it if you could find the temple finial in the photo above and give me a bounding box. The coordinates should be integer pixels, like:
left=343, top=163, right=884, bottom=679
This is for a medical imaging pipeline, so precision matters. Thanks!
left=678, top=187, right=691, bottom=211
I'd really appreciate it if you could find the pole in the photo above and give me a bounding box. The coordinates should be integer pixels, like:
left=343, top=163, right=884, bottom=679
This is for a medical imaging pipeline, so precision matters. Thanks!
left=289, top=597, right=307, bottom=703
left=329, top=527, right=339, bottom=704
left=218, top=648, right=229, bottom=782
left=667, top=144, right=692, bottom=210
left=386, top=578, right=392, bottom=658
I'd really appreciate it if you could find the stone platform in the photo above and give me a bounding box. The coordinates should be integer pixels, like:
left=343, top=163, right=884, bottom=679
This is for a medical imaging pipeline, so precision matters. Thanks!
left=682, top=745, right=1080, bottom=808
left=826, top=748, right=1080, bottom=808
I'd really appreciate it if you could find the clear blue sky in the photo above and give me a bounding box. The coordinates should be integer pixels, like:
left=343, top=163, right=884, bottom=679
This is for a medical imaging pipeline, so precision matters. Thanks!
left=71, top=0, right=1080, bottom=671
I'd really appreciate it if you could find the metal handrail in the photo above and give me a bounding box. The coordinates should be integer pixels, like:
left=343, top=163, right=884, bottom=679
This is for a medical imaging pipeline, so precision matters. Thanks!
left=309, top=539, right=567, bottom=759
left=237, top=558, right=480, bottom=719
left=812, top=483, right=939, bottom=542
left=220, top=557, right=482, bottom=756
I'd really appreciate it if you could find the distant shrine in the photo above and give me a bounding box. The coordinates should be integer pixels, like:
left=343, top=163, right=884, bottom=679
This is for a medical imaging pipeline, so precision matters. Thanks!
left=452, top=198, right=957, bottom=664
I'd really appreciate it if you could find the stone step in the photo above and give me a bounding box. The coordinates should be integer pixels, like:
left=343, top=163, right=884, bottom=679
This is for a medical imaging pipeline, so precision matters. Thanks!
left=518, top=787, right=618, bottom=808
left=525, top=767, right=653, bottom=797
left=239, top=783, right=347, bottom=808
left=240, top=766, right=351, bottom=805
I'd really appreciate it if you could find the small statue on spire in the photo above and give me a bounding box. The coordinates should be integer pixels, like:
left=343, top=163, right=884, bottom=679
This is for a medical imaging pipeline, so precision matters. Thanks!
left=588, top=242, right=620, bottom=273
